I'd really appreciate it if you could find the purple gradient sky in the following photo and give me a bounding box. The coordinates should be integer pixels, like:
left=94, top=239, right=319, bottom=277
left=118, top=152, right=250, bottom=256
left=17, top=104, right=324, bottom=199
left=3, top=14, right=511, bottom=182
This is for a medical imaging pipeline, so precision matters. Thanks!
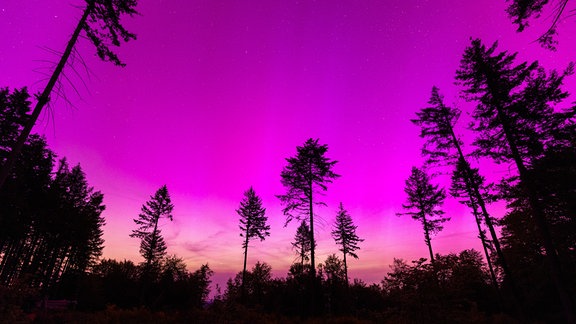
left=1, top=1, right=575, bottom=287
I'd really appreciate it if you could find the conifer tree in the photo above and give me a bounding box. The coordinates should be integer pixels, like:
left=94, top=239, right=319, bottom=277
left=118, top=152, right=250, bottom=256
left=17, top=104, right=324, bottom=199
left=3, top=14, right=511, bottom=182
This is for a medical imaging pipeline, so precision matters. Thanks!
left=505, top=0, right=570, bottom=50
left=277, top=138, right=339, bottom=276
left=292, top=220, right=312, bottom=265
left=0, top=0, right=139, bottom=188
left=450, top=159, right=498, bottom=287
left=456, top=39, right=575, bottom=321
left=237, top=186, right=270, bottom=295
left=412, top=87, right=503, bottom=289
left=130, top=185, right=174, bottom=275
left=398, top=167, right=448, bottom=264
left=331, top=203, right=363, bottom=284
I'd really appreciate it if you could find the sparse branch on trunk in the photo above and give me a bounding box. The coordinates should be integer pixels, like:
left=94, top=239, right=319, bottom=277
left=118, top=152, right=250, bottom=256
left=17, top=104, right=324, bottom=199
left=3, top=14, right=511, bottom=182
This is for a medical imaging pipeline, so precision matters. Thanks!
left=0, top=0, right=138, bottom=189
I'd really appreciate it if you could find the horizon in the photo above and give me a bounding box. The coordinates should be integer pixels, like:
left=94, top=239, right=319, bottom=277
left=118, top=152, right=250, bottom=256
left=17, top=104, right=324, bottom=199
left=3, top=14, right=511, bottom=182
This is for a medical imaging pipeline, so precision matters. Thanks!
left=2, top=0, right=576, bottom=292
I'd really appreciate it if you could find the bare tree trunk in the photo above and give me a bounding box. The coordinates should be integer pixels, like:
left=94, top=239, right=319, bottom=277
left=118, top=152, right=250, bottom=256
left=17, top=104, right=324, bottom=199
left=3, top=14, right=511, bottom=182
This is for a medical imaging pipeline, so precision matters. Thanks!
left=420, top=209, right=435, bottom=264
left=471, top=206, right=498, bottom=287
left=241, top=230, right=249, bottom=301
left=343, top=252, right=348, bottom=285
left=308, top=190, right=315, bottom=276
left=0, top=1, right=95, bottom=189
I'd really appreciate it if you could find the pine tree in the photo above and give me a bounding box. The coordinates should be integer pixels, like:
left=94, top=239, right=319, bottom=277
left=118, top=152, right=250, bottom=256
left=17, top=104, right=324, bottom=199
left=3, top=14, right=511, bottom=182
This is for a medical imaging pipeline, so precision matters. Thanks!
left=292, top=220, right=312, bottom=265
left=450, top=159, right=498, bottom=287
left=456, top=39, right=575, bottom=321
left=505, top=0, right=569, bottom=50
left=398, top=167, right=448, bottom=264
left=0, top=87, right=31, bottom=159
left=331, top=203, right=363, bottom=284
left=237, top=186, right=270, bottom=296
left=277, top=138, right=340, bottom=276
left=0, top=0, right=139, bottom=188
left=130, top=185, right=174, bottom=275
left=412, top=87, right=503, bottom=289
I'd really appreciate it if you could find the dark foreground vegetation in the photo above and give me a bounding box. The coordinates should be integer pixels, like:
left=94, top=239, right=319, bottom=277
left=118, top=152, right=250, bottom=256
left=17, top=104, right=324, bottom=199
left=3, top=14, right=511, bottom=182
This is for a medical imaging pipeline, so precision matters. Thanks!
left=1, top=252, right=520, bottom=323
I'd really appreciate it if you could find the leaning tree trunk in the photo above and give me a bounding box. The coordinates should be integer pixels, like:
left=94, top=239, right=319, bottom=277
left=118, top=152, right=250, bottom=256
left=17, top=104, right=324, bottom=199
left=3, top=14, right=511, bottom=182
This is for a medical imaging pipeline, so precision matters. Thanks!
left=494, top=98, right=575, bottom=322
left=0, top=1, right=95, bottom=189
left=446, top=122, right=527, bottom=316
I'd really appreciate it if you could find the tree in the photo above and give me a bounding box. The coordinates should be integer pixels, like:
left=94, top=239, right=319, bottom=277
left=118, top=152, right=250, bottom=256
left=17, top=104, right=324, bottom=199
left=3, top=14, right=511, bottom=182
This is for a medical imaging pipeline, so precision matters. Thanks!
left=225, top=261, right=272, bottom=306
left=398, top=167, right=448, bottom=264
left=456, top=39, right=575, bottom=321
left=318, top=254, right=348, bottom=314
left=92, top=259, right=140, bottom=308
left=331, top=203, right=363, bottom=284
left=237, top=186, right=270, bottom=296
left=130, top=185, right=174, bottom=275
left=0, top=0, right=139, bottom=189
left=188, top=264, right=214, bottom=308
left=292, top=220, right=312, bottom=265
left=412, top=87, right=503, bottom=290
left=505, top=0, right=570, bottom=50
left=277, top=138, right=340, bottom=276
left=450, top=160, right=499, bottom=287
left=382, top=251, right=496, bottom=322
left=0, top=141, right=106, bottom=293
left=0, top=88, right=31, bottom=159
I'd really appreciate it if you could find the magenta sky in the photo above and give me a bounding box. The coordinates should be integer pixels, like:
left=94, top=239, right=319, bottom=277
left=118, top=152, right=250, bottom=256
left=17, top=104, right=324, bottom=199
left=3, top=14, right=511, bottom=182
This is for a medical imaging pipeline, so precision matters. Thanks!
left=1, top=1, right=575, bottom=288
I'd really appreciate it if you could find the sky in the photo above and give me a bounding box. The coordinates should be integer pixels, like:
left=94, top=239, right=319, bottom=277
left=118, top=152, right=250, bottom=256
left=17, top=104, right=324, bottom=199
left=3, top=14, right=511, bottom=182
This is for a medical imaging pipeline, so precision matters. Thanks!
left=1, top=0, right=576, bottom=290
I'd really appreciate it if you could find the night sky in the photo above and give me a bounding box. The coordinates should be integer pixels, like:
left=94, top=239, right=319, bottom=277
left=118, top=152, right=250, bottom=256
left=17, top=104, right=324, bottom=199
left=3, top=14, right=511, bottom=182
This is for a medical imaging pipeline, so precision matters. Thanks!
left=1, top=0, right=575, bottom=288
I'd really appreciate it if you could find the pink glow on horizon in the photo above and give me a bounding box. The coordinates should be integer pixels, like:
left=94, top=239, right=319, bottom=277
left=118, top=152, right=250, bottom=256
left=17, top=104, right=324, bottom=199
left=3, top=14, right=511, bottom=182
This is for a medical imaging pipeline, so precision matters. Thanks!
left=2, top=0, right=576, bottom=289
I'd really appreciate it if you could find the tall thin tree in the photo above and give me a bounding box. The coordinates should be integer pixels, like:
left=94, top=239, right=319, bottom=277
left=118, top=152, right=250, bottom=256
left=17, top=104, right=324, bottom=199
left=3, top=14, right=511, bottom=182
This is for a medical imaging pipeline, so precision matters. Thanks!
left=398, top=167, right=448, bottom=264
left=456, top=39, right=575, bottom=321
left=237, top=186, right=270, bottom=296
left=412, top=87, right=504, bottom=289
left=277, top=138, right=340, bottom=277
left=0, top=0, right=138, bottom=189
left=450, top=159, right=498, bottom=288
left=331, top=203, right=363, bottom=284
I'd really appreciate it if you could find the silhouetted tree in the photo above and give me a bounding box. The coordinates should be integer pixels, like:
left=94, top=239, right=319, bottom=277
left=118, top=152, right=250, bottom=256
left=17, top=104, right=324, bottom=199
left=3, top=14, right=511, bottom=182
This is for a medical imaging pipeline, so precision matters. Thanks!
left=237, top=186, right=270, bottom=298
left=382, top=250, right=496, bottom=322
left=398, top=167, right=448, bottom=264
left=0, top=88, right=30, bottom=159
left=277, top=138, right=340, bottom=277
left=412, top=87, right=502, bottom=289
left=0, top=0, right=139, bottom=189
left=226, top=261, right=272, bottom=307
left=505, top=0, right=570, bottom=50
left=318, top=254, right=347, bottom=314
left=188, top=264, right=213, bottom=308
left=497, top=148, right=576, bottom=320
left=457, top=39, right=575, bottom=321
left=0, top=141, right=105, bottom=294
left=0, top=135, right=53, bottom=286
left=155, top=256, right=214, bottom=310
left=91, top=259, right=139, bottom=308
left=47, top=160, right=106, bottom=284
left=292, top=220, right=312, bottom=265
left=130, top=185, right=174, bottom=277
left=331, top=203, right=363, bottom=284
left=450, top=160, right=498, bottom=287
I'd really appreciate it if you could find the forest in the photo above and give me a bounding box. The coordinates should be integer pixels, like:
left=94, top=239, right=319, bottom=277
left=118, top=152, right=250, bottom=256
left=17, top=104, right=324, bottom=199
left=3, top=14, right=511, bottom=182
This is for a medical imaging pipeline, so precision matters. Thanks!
left=1, top=0, right=575, bottom=323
